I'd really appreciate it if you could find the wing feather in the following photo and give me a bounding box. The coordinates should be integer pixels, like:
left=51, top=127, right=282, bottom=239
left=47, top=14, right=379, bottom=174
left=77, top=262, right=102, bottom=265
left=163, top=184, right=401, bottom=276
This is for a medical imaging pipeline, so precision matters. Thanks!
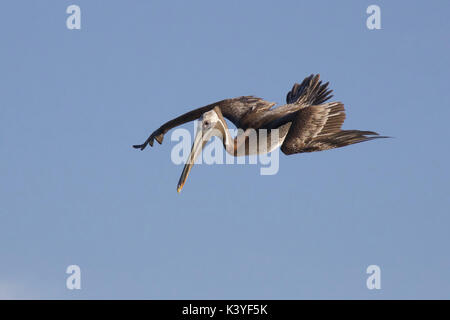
left=281, top=102, right=346, bottom=154
left=286, top=74, right=333, bottom=105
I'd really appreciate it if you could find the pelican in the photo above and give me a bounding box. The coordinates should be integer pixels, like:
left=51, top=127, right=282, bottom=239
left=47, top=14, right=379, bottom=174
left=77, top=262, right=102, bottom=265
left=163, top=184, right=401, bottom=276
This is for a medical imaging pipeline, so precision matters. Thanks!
left=133, top=74, right=387, bottom=192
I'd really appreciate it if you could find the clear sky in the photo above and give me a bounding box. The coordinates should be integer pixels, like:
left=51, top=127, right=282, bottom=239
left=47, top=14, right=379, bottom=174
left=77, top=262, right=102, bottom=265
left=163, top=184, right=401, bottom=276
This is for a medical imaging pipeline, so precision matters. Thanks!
left=1, top=0, right=449, bottom=299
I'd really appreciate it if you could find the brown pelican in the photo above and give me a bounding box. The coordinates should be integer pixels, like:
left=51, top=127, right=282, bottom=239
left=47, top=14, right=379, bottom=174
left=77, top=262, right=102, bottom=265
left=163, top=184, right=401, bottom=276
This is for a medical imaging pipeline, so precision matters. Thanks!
left=133, top=74, right=387, bottom=192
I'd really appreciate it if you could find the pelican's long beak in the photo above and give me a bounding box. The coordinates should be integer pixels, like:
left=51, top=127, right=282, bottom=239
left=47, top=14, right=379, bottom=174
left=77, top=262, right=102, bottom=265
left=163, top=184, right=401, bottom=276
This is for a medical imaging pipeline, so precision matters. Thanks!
left=177, top=124, right=210, bottom=193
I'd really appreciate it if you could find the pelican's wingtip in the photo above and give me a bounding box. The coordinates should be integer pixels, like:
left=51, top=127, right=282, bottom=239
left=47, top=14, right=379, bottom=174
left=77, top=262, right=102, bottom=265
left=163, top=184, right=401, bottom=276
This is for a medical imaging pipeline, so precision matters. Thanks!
left=132, top=143, right=148, bottom=150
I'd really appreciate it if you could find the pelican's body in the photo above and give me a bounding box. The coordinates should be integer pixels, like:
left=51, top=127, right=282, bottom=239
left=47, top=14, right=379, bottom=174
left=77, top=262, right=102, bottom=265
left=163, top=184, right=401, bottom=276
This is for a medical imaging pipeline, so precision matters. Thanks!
left=133, top=74, right=387, bottom=192
left=200, top=108, right=289, bottom=157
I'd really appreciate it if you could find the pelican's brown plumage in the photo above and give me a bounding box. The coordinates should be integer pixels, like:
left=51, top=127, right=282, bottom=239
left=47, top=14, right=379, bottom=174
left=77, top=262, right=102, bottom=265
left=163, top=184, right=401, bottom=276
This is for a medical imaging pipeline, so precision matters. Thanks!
left=133, top=74, right=387, bottom=192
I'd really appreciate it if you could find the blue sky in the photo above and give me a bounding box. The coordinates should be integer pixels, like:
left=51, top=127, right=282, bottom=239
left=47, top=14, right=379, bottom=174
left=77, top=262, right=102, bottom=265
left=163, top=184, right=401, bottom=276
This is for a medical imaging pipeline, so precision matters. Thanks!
left=0, top=1, right=449, bottom=299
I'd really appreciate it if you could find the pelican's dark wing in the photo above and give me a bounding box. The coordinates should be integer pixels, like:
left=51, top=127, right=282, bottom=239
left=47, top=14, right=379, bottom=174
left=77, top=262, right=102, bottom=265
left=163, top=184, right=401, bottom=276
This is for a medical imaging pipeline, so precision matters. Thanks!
left=247, top=74, right=335, bottom=130
left=286, top=74, right=333, bottom=105
left=133, top=96, right=273, bottom=150
left=281, top=102, right=384, bottom=154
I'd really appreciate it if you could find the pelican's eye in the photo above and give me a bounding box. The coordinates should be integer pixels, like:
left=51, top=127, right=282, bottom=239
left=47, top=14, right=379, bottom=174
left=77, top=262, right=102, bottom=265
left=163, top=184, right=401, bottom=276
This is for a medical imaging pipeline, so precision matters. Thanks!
left=203, top=120, right=210, bottom=128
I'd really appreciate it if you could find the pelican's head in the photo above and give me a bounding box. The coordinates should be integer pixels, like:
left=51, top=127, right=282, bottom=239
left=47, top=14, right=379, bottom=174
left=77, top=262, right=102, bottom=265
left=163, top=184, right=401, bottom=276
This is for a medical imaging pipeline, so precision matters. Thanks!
left=177, top=108, right=224, bottom=193
left=200, top=109, right=221, bottom=133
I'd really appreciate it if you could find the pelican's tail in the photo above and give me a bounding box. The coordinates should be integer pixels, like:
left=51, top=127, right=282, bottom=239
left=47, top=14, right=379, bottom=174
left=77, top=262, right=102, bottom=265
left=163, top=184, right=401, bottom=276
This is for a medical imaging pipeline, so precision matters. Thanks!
left=286, top=74, right=333, bottom=106
left=318, top=130, right=390, bottom=149
left=281, top=102, right=389, bottom=155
